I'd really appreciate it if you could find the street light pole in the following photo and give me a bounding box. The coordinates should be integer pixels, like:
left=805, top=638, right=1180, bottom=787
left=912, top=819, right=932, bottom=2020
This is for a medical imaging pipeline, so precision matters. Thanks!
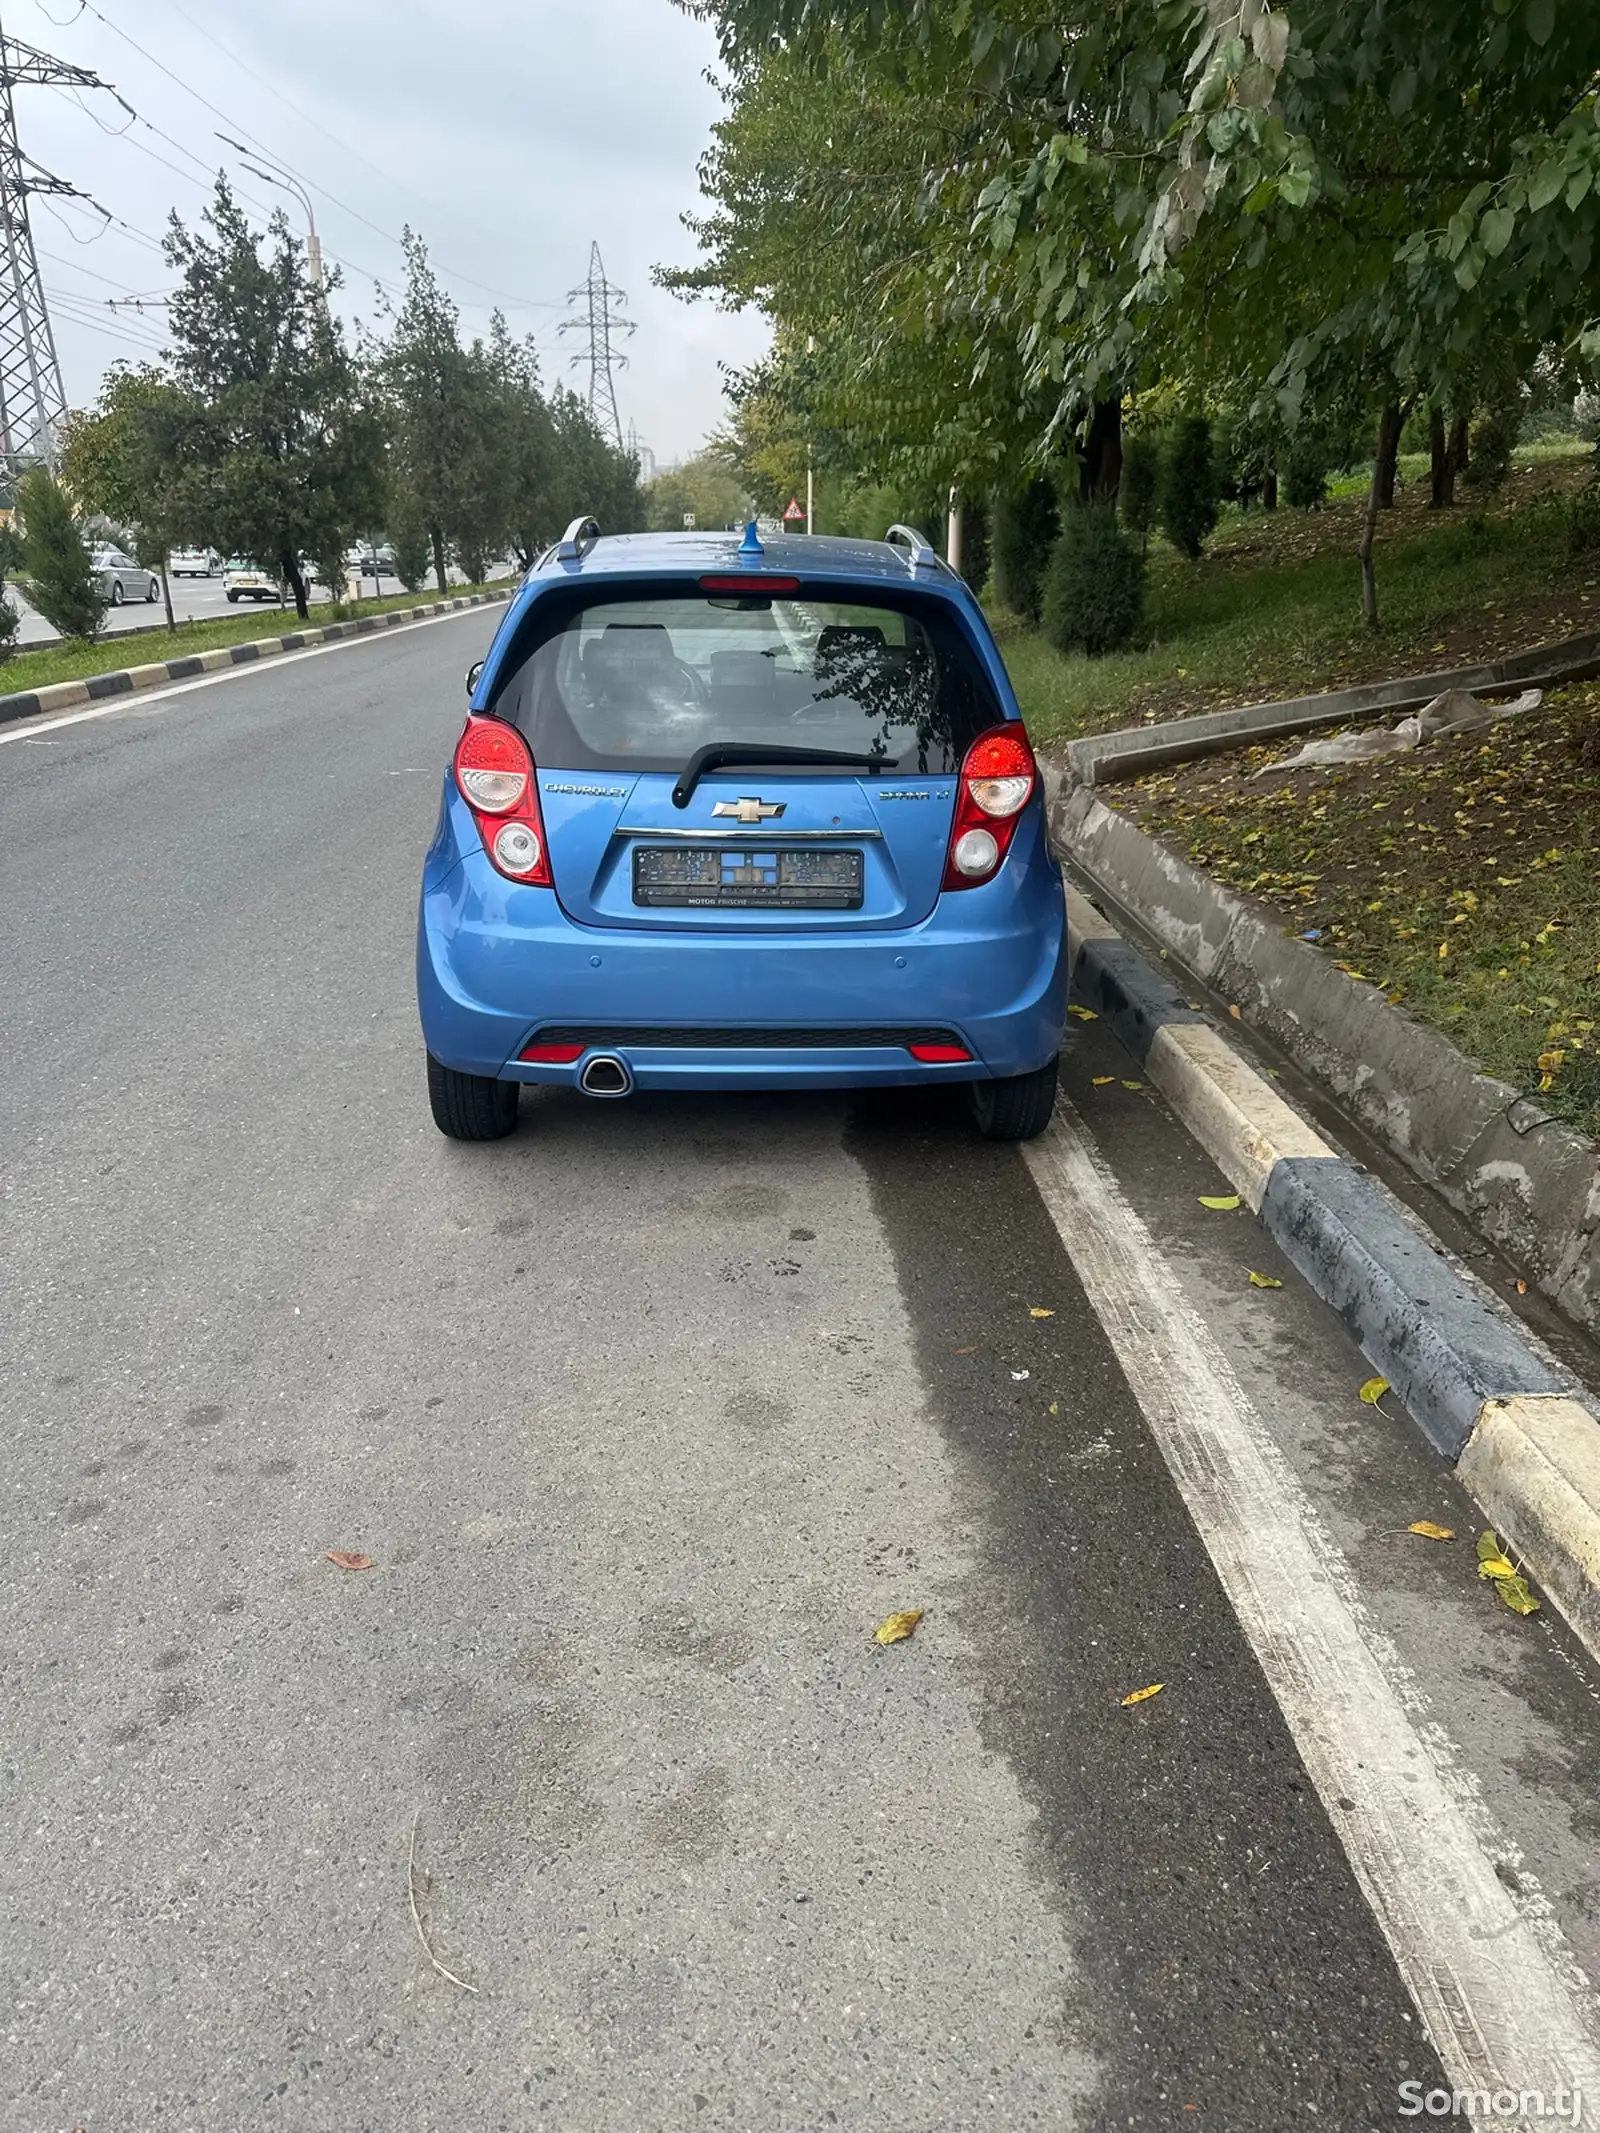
left=216, top=133, right=325, bottom=300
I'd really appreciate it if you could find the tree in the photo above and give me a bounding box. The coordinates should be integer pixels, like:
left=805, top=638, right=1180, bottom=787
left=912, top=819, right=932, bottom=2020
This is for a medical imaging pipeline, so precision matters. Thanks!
left=644, top=449, right=749, bottom=532
left=164, top=181, right=383, bottom=620
left=486, top=313, right=558, bottom=567
left=1042, top=504, right=1145, bottom=656
left=0, top=520, right=23, bottom=660
left=390, top=516, right=431, bottom=592
left=1158, top=418, right=1219, bottom=560
left=384, top=231, right=483, bottom=594
left=58, top=364, right=192, bottom=630
left=17, top=467, right=106, bottom=639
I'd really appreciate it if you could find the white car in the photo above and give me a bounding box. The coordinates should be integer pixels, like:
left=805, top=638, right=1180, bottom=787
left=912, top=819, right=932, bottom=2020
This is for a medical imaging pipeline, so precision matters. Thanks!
left=170, top=549, right=216, bottom=577
left=222, top=559, right=281, bottom=604
left=91, top=547, right=160, bottom=607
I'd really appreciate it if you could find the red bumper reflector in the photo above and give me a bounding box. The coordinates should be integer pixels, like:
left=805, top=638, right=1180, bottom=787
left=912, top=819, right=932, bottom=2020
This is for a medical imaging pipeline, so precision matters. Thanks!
left=519, top=1041, right=585, bottom=1064
left=908, top=1042, right=973, bottom=1064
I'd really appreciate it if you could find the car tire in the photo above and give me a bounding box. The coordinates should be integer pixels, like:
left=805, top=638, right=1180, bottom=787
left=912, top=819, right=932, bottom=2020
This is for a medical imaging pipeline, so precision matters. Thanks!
left=966, top=1056, right=1059, bottom=1142
left=110, top=582, right=124, bottom=606
left=147, top=579, right=159, bottom=602
left=427, top=1052, right=520, bottom=1141
left=225, top=591, right=238, bottom=602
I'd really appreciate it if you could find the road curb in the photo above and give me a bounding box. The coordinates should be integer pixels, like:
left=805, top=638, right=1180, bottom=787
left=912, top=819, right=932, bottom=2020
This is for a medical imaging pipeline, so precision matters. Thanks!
left=1064, top=880, right=1600, bottom=1656
left=0, top=590, right=511, bottom=730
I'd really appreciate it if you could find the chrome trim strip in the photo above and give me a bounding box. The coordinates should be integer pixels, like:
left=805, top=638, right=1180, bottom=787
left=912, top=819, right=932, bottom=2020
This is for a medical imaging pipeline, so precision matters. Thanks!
left=612, top=825, right=883, bottom=842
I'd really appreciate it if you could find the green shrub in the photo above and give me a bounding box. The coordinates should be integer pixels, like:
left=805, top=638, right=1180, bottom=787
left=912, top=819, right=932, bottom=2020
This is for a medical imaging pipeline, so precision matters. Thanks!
left=391, top=518, right=431, bottom=592
left=991, top=477, right=1060, bottom=620
left=1567, top=478, right=1600, bottom=554
left=1157, top=415, right=1218, bottom=559
left=16, top=467, right=106, bottom=639
left=1041, top=503, right=1146, bottom=656
left=1281, top=439, right=1330, bottom=509
left=1465, top=398, right=1521, bottom=490
left=1119, top=434, right=1160, bottom=544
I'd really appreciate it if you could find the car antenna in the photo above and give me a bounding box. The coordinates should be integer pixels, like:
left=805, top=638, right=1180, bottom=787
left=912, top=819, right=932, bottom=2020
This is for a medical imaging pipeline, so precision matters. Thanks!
left=739, top=520, right=764, bottom=558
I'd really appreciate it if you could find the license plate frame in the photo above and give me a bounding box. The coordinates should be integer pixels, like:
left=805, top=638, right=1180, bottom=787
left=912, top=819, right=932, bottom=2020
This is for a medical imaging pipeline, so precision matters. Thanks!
left=632, top=844, right=864, bottom=910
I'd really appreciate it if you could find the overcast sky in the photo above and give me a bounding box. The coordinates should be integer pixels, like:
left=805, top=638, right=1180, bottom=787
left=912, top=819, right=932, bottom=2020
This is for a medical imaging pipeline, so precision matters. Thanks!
left=11, top=0, right=768, bottom=467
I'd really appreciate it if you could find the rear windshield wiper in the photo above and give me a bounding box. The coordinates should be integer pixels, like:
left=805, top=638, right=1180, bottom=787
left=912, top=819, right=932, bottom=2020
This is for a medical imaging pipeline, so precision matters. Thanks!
left=672, top=742, right=898, bottom=810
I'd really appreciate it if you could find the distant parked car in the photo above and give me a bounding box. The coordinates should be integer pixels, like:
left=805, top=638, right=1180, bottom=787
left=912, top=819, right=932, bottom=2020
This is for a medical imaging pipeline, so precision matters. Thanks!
left=91, top=547, right=160, bottom=607
left=222, top=559, right=281, bottom=604
left=170, top=549, right=217, bottom=577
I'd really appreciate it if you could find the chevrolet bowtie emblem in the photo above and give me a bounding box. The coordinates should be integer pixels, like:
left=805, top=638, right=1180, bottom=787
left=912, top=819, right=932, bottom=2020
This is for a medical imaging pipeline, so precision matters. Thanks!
left=711, top=795, right=786, bottom=823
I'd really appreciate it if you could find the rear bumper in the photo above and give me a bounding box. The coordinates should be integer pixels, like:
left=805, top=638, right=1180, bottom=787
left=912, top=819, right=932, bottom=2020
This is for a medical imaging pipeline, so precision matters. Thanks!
left=418, top=843, right=1068, bottom=1089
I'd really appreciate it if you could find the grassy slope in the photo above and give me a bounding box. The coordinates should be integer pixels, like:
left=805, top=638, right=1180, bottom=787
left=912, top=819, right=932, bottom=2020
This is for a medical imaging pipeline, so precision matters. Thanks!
left=1004, top=446, right=1597, bottom=749
left=1000, top=443, right=1600, bottom=1140
left=0, top=579, right=512, bottom=697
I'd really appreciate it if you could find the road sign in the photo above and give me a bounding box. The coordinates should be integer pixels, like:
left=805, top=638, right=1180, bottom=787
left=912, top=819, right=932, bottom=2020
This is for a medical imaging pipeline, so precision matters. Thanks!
left=782, top=497, right=805, bottom=523
left=682, top=511, right=696, bottom=529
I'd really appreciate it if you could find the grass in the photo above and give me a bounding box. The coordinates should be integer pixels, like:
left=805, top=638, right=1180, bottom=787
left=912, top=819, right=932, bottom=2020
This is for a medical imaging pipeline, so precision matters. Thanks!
left=1001, top=446, right=1598, bottom=750
left=0, top=577, right=513, bottom=697
left=1124, top=685, right=1600, bottom=1142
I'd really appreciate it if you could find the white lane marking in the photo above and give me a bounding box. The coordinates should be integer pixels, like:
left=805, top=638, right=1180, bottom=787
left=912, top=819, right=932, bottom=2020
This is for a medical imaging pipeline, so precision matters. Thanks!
left=1025, top=1102, right=1600, bottom=2103
left=0, top=602, right=503, bottom=749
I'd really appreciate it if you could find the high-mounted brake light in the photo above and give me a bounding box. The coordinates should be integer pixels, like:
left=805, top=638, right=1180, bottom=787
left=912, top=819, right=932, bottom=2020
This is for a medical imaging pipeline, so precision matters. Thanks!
left=942, top=723, right=1037, bottom=891
left=453, top=715, right=551, bottom=885
left=698, top=575, right=800, bottom=594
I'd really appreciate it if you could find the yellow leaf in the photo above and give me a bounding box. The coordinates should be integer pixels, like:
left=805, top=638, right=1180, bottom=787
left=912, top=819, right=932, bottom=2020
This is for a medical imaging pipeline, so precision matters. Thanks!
left=1120, top=1682, right=1164, bottom=1707
left=1091, top=1075, right=1116, bottom=1085
left=1048, top=1401, right=1060, bottom=1415
left=873, top=1609, right=923, bottom=1646
left=1408, top=1521, right=1455, bottom=1542
left=1247, top=1271, right=1283, bottom=1289
left=1495, top=1575, right=1540, bottom=1617
left=1029, top=1307, right=1055, bottom=1318
left=1227, top=1004, right=1242, bottom=1020
left=1359, top=1376, right=1390, bottom=1407
left=1121, top=1079, right=1144, bottom=1091
left=1199, top=1194, right=1241, bottom=1211
left=1477, top=1553, right=1517, bottom=1581
left=1068, top=1005, right=1099, bottom=1021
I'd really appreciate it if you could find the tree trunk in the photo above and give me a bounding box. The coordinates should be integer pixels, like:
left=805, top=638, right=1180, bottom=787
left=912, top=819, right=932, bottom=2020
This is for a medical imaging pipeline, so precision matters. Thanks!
left=159, top=560, right=176, bottom=633
left=1078, top=397, right=1123, bottom=505
left=1450, top=413, right=1470, bottom=480
left=282, top=549, right=310, bottom=621
left=1359, top=455, right=1383, bottom=629
left=431, top=525, right=448, bottom=596
left=1429, top=408, right=1456, bottom=508
left=1374, top=400, right=1403, bottom=510
left=1262, top=466, right=1278, bottom=511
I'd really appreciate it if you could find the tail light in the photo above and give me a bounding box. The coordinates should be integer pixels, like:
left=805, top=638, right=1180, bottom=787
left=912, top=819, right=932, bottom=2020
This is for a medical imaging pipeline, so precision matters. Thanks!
left=942, top=723, right=1037, bottom=890
left=454, top=715, right=551, bottom=885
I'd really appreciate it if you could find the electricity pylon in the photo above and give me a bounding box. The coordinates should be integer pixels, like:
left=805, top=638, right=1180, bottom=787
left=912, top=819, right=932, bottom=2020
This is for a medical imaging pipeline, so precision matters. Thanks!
left=560, top=242, right=634, bottom=452
left=0, top=24, right=112, bottom=475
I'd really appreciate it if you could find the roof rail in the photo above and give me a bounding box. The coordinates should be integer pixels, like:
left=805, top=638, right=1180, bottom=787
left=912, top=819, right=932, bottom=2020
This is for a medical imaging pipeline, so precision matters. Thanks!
left=555, top=514, right=601, bottom=561
left=884, top=523, right=939, bottom=569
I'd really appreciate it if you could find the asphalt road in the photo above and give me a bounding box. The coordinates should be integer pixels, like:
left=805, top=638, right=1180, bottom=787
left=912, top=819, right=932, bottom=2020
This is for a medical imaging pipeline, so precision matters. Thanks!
left=3, top=614, right=1599, bottom=2132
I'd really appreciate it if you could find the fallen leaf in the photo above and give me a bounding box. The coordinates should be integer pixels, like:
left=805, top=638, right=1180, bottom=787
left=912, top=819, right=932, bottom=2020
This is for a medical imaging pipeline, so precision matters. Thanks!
left=874, top=1609, right=923, bottom=1646
left=1515, top=1280, right=1529, bottom=1296
left=1495, top=1574, right=1540, bottom=1616
left=1199, top=1194, right=1242, bottom=1211
left=1408, top=1520, right=1455, bottom=1542
left=1228, top=1004, right=1242, bottom=1020
left=953, top=1344, right=977, bottom=1354
left=1359, top=1376, right=1390, bottom=1407
left=1048, top=1401, right=1060, bottom=1415
left=1029, top=1306, right=1055, bottom=1318
left=325, top=1550, right=375, bottom=1572
left=1091, top=1075, right=1116, bottom=1086
left=1120, top=1682, right=1164, bottom=1707
left=1247, top=1271, right=1283, bottom=1289
left=1121, top=1079, right=1144, bottom=1091
left=1067, top=1005, right=1099, bottom=1021
left=1477, top=1550, right=1518, bottom=1580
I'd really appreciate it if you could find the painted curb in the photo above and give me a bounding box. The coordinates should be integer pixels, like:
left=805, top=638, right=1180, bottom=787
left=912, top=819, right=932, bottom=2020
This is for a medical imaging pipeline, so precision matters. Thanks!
left=1065, top=881, right=1600, bottom=1658
left=1065, top=625, right=1600, bottom=787
left=0, top=590, right=512, bottom=730
left=1053, top=780, right=1600, bottom=1343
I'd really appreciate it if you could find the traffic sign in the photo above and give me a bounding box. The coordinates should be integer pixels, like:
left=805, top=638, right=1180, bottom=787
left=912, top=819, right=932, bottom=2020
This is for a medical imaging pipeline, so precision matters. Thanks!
left=782, top=497, right=805, bottom=523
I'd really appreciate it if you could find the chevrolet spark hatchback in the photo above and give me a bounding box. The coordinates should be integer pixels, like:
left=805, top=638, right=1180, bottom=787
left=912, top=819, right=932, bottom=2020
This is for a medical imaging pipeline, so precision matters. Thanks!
left=417, top=521, right=1068, bottom=1141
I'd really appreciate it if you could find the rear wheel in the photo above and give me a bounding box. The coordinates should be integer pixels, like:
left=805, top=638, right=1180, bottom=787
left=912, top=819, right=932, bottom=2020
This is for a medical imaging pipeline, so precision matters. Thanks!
left=225, top=591, right=238, bottom=603
left=966, top=1057, right=1058, bottom=1142
left=427, top=1052, right=519, bottom=1141
left=110, top=582, right=124, bottom=606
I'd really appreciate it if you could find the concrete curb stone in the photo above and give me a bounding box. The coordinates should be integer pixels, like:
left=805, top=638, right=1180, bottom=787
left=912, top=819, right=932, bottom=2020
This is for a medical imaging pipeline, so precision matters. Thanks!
left=0, top=589, right=512, bottom=731
left=1061, top=878, right=1600, bottom=1660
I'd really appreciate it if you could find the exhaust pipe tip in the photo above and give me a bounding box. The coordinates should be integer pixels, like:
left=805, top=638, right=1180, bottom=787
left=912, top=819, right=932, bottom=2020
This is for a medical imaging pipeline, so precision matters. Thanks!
left=579, top=1052, right=633, bottom=1098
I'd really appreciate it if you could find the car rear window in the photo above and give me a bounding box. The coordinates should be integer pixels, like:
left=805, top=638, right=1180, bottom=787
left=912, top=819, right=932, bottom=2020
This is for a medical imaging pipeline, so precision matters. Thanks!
left=491, top=586, right=1002, bottom=776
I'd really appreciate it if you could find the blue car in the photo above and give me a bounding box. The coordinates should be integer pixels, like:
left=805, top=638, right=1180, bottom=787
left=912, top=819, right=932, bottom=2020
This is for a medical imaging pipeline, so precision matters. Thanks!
left=417, top=517, right=1068, bottom=1142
